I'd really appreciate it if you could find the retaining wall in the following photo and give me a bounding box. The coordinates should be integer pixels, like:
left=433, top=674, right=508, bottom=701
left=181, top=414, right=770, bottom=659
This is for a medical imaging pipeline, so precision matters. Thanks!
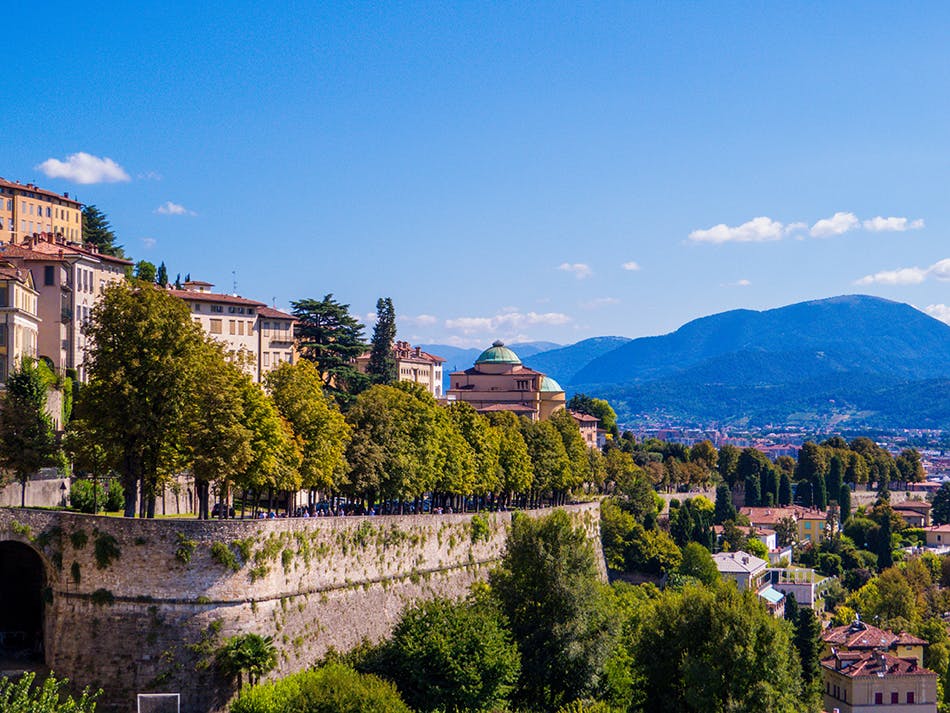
left=0, top=502, right=603, bottom=713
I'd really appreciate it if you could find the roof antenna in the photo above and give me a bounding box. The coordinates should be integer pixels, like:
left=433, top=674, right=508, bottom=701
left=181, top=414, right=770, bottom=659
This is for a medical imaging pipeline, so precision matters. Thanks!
left=232, top=269, right=237, bottom=295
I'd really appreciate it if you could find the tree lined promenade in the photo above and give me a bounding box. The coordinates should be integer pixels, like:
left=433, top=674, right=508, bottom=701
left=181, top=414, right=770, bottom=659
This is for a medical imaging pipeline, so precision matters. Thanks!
left=58, top=281, right=602, bottom=518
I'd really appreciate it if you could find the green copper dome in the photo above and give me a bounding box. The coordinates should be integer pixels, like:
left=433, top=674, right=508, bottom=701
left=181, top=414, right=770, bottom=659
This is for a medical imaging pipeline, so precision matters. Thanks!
left=540, top=376, right=563, bottom=392
left=475, top=340, right=522, bottom=365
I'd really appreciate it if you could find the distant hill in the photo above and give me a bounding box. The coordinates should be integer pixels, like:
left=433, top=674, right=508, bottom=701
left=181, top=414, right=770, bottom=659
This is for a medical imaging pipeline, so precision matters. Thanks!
left=570, top=295, right=950, bottom=429
left=523, top=336, right=632, bottom=386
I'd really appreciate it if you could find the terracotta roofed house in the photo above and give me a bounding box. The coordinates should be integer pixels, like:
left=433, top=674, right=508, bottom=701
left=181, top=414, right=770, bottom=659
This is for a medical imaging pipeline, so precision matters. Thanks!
left=0, top=178, right=83, bottom=244
left=822, top=618, right=927, bottom=666
left=821, top=649, right=937, bottom=712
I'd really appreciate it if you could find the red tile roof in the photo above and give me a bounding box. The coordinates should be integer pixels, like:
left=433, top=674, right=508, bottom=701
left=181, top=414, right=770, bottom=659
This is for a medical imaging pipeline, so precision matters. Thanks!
left=822, top=620, right=926, bottom=651
left=570, top=411, right=600, bottom=423
left=168, top=289, right=266, bottom=308
left=822, top=650, right=935, bottom=678
left=258, top=306, right=295, bottom=320
left=0, top=177, right=82, bottom=205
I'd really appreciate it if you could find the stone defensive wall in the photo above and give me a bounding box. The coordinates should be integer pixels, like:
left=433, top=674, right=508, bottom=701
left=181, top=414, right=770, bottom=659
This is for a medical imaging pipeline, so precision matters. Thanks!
left=0, top=502, right=603, bottom=713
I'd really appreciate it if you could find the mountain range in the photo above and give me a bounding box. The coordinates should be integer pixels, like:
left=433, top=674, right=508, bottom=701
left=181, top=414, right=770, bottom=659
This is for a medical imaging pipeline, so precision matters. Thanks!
left=420, top=295, right=950, bottom=429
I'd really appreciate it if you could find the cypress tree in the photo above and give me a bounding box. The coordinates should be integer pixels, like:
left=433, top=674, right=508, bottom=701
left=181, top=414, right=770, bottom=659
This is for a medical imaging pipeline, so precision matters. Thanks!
left=812, top=472, right=827, bottom=510
left=367, top=297, right=398, bottom=385
left=715, top=482, right=736, bottom=525
left=778, top=472, right=792, bottom=506
left=878, top=513, right=893, bottom=569
left=744, top=473, right=760, bottom=508
left=838, top=484, right=852, bottom=524
left=795, top=608, right=823, bottom=703
left=783, top=591, right=799, bottom=624
left=827, top=456, right=844, bottom=504
left=156, top=261, right=168, bottom=287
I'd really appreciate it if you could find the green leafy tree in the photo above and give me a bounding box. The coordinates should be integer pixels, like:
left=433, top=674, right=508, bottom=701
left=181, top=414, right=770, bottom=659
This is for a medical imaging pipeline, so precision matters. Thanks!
left=383, top=597, right=520, bottom=712
left=717, top=444, right=741, bottom=487
left=489, top=411, right=533, bottom=502
left=626, top=522, right=682, bottom=575
left=521, top=420, right=572, bottom=501
left=366, top=297, right=397, bottom=385
left=81, top=204, right=125, bottom=258
left=447, top=403, right=501, bottom=499
left=550, top=409, right=591, bottom=493
left=0, top=672, right=99, bottom=713
left=291, top=294, right=369, bottom=398
left=231, top=663, right=412, bottom=713
left=265, top=361, right=349, bottom=495
left=78, top=282, right=214, bottom=516
left=896, top=449, right=925, bottom=484
left=567, top=394, right=618, bottom=435
left=216, top=633, right=278, bottom=690
left=133, top=260, right=157, bottom=283
left=491, top=510, right=615, bottom=710
left=678, top=542, right=719, bottom=585
left=632, top=584, right=807, bottom=713
left=0, top=359, right=61, bottom=507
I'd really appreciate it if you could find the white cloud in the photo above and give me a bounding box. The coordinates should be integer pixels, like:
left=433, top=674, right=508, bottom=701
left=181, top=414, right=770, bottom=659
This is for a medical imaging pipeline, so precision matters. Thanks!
left=688, top=216, right=786, bottom=244
left=36, top=152, right=130, bottom=184
left=855, top=257, right=950, bottom=286
left=141, top=237, right=157, bottom=249
left=445, top=311, right=572, bottom=335
left=558, top=262, right=592, bottom=279
left=720, top=279, right=752, bottom=288
left=810, top=211, right=860, bottom=238
left=924, top=304, right=950, bottom=325
left=137, top=171, right=163, bottom=181
left=403, top=314, right=438, bottom=326
left=621, top=261, right=641, bottom=271
left=581, top=297, right=620, bottom=309
left=863, top=216, right=925, bottom=232
left=690, top=212, right=926, bottom=244
left=155, top=201, right=195, bottom=216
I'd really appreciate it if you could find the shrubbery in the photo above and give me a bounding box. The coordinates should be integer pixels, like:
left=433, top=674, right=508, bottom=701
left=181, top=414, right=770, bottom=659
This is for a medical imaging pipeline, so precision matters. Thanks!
left=231, top=663, right=411, bottom=713
left=69, top=478, right=123, bottom=513
left=0, top=672, right=99, bottom=712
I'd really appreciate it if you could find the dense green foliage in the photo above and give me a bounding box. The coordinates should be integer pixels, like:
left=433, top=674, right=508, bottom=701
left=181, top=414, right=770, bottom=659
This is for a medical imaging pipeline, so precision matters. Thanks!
left=491, top=511, right=615, bottom=709
left=231, top=663, right=412, bottom=713
left=381, top=597, right=520, bottom=711
left=81, top=204, right=125, bottom=257
left=366, top=297, right=397, bottom=385
left=291, top=294, right=369, bottom=400
left=216, top=634, right=278, bottom=689
left=0, top=672, right=99, bottom=713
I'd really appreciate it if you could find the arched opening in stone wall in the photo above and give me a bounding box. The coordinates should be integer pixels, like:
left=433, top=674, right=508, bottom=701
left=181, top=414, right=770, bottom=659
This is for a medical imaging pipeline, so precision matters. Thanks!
left=0, top=541, right=46, bottom=664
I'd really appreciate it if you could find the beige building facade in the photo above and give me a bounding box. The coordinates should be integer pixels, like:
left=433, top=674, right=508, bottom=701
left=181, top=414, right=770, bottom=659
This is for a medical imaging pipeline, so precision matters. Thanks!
left=0, top=261, right=40, bottom=383
left=822, top=650, right=937, bottom=712
left=354, top=341, right=445, bottom=398
left=0, top=178, right=82, bottom=245
left=447, top=341, right=565, bottom=421
left=0, top=235, right=129, bottom=381
left=169, top=282, right=296, bottom=383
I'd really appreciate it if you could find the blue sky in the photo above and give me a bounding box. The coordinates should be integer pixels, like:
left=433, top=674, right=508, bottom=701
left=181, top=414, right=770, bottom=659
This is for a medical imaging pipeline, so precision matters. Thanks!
left=5, top=2, right=949, bottom=347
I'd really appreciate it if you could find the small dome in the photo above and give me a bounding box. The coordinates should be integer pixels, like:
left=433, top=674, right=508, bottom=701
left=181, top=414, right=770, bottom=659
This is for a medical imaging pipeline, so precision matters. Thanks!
left=540, top=376, right=563, bottom=392
left=475, top=340, right=522, bottom=365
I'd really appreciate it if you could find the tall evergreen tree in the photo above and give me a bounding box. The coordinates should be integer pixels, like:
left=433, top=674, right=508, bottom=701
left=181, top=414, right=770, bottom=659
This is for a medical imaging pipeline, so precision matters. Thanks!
left=783, top=591, right=799, bottom=624
left=714, top=482, right=737, bottom=525
left=827, top=455, right=844, bottom=504
left=794, top=608, right=823, bottom=708
left=81, top=205, right=126, bottom=258
left=291, top=294, right=369, bottom=398
left=744, top=472, right=760, bottom=508
left=838, top=484, right=852, bottom=524
left=812, top=471, right=827, bottom=510
left=878, top=511, right=894, bottom=569
left=778, top=471, right=792, bottom=506
left=366, top=297, right=397, bottom=385
left=156, top=261, right=169, bottom=287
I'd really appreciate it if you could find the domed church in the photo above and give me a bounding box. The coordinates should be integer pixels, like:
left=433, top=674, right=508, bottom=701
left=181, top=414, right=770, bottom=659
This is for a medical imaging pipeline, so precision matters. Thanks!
left=446, top=340, right=565, bottom=421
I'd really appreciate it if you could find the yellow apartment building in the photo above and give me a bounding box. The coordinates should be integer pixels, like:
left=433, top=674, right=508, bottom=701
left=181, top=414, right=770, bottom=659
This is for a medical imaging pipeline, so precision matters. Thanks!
left=353, top=340, right=445, bottom=398
left=0, top=178, right=83, bottom=245
left=0, top=261, right=40, bottom=383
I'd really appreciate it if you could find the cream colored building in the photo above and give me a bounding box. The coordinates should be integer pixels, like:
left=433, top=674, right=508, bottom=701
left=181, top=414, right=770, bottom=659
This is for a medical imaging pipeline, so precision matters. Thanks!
left=822, top=650, right=937, bottom=712
left=447, top=341, right=565, bottom=420
left=169, top=282, right=296, bottom=383
left=354, top=341, right=445, bottom=398
left=0, top=235, right=129, bottom=381
left=258, top=306, right=297, bottom=380
left=0, top=178, right=83, bottom=245
left=0, top=261, right=40, bottom=383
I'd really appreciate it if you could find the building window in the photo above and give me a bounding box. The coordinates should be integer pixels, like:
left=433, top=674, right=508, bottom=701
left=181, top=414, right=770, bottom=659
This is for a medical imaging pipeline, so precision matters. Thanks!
left=891, top=692, right=898, bottom=704
left=908, top=692, right=915, bottom=703
left=211, top=305, right=223, bottom=313
left=210, top=319, right=222, bottom=334
left=263, top=352, right=270, bottom=367
left=229, top=320, right=236, bottom=335
left=875, top=693, right=883, bottom=704
left=237, top=321, right=244, bottom=336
